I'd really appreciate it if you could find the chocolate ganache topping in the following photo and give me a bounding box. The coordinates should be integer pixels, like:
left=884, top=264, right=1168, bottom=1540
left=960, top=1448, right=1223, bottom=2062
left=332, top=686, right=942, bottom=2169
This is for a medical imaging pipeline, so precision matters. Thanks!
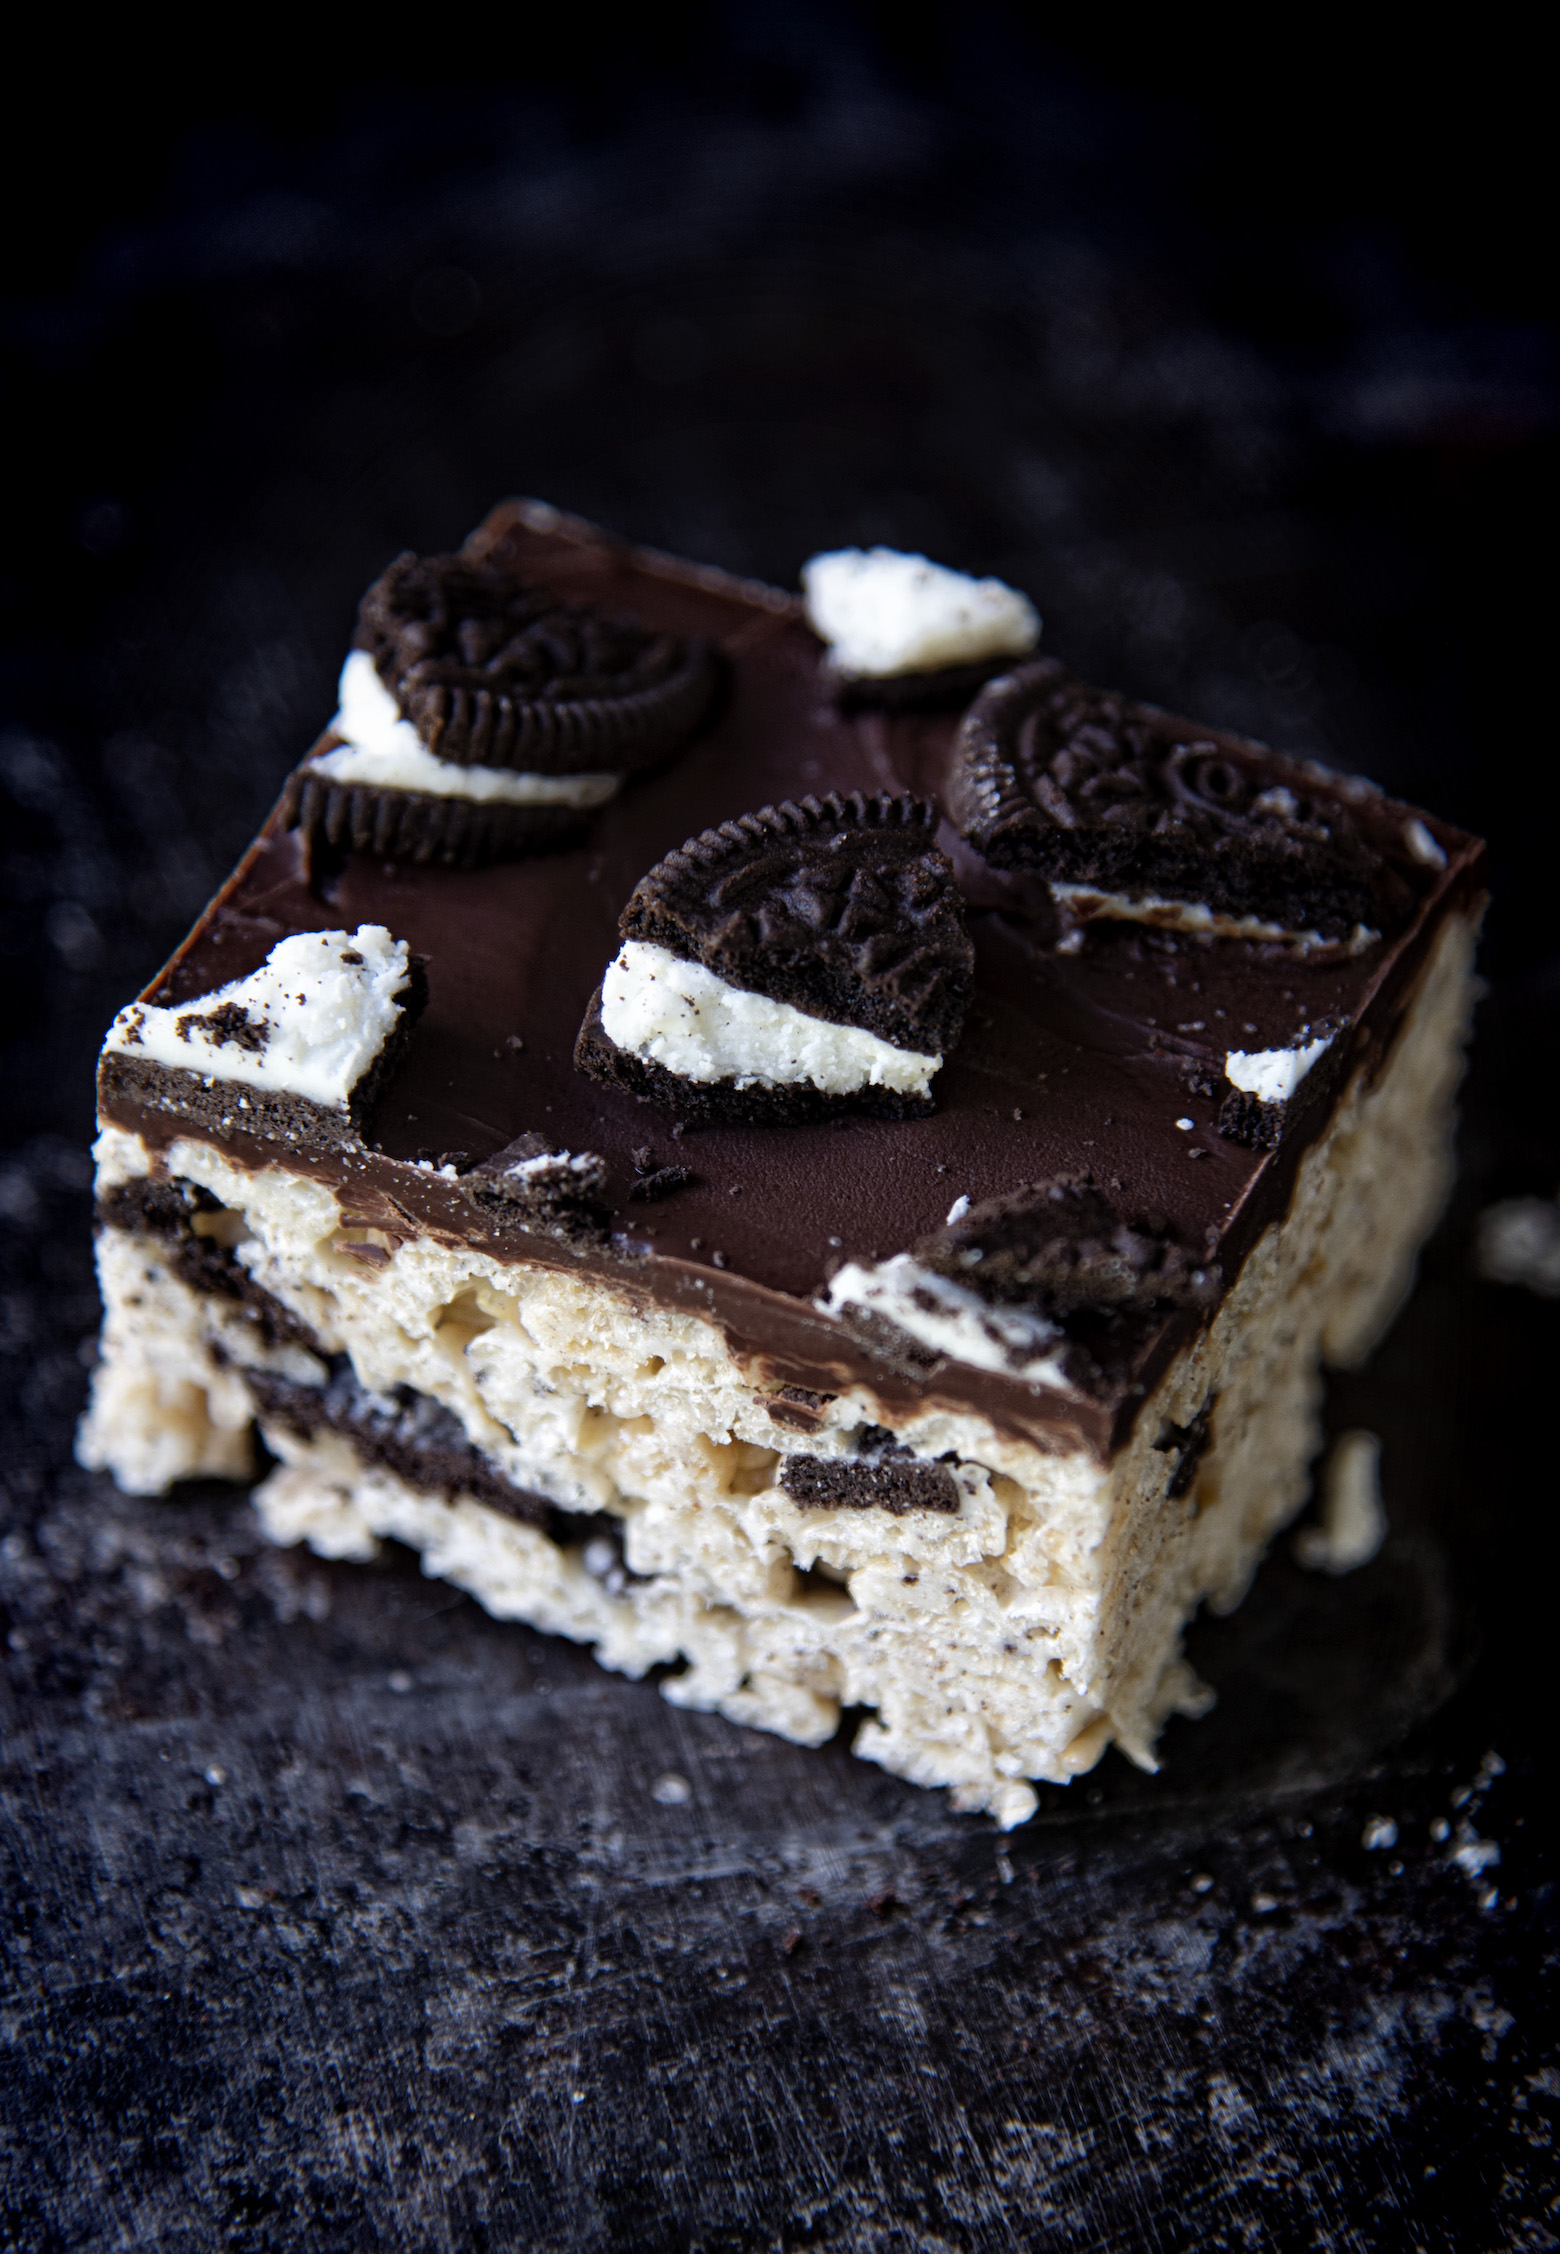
left=946, top=658, right=1409, bottom=942
left=358, top=550, right=720, bottom=772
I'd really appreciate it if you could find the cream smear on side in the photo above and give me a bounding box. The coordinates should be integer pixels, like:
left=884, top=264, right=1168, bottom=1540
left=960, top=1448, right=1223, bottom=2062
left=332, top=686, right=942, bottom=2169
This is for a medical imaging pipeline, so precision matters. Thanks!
left=1052, top=881, right=1379, bottom=955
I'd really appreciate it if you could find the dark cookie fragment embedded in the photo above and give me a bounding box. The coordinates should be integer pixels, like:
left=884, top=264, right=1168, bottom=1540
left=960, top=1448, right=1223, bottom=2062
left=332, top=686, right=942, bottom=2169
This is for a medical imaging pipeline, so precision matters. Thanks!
left=243, top=1360, right=555, bottom=1526
left=460, top=1133, right=613, bottom=1247
left=947, top=660, right=1414, bottom=941
left=918, top=1176, right=1221, bottom=1317
left=782, top=1429, right=960, bottom=1515
left=357, top=550, right=719, bottom=774
left=96, top=1177, right=324, bottom=1355
left=1217, top=1089, right=1287, bottom=1150
left=1154, top=1398, right=1216, bottom=1500
left=285, top=768, right=589, bottom=869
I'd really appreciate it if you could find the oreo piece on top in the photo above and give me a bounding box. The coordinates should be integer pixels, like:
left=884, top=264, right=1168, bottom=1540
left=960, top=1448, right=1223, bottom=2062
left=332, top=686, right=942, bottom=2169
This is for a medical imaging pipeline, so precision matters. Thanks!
left=946, top=659, right=1416, bottom=947
left=1216, top=1030, right=1334, bottom=1151
left=801, top=547, right=1040, bottom=711
left=97, top=926, right=426, bottom=1153
left=460, top=1133, right=612, bottom=1248
left=917, top=1176, right=1221, bottom=1316
left=821, top=1175, right=1220, bottom=1389
left=573, top=793, right=974, bottom=1125
left=285, top=546, right=719, bottom=869
left=358, top=550, right=718, bottom=772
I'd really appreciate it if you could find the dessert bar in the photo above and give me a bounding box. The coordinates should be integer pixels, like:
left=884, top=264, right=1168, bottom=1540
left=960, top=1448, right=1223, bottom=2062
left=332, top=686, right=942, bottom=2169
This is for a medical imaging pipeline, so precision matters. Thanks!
left=79, top=503, right=1485, bottom=1825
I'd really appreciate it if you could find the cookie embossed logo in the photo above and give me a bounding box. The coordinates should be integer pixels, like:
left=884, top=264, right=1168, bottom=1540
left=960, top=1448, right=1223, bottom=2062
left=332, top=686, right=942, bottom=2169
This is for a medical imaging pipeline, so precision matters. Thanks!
left=948, top=658, right=1417, bottom=947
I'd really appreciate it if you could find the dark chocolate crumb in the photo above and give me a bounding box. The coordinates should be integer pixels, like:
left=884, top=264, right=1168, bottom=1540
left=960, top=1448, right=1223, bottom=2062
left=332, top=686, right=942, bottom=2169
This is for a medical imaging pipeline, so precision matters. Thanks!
left=96, top=1178, right=324, bottom=1356
left=628, top=1166, right=695, bottom=1203
left=173, top=999, right=270, bottom=1055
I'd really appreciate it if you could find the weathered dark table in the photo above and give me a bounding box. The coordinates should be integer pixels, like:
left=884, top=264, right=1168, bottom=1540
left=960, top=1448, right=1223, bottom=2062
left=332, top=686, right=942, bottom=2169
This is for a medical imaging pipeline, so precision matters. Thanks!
left=3, top=39, right=1555, bottom=2248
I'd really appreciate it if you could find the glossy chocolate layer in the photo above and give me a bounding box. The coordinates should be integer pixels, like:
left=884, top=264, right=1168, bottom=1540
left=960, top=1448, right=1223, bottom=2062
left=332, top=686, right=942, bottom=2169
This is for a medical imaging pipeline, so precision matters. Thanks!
left=102, top=502, right=1486, bottom=1460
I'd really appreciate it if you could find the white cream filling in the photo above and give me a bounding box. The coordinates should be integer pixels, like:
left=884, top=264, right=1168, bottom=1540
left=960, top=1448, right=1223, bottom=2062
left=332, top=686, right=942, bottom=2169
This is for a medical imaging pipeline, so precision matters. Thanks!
left=822, top=1255, right=1068, bottom=1385
left=801, top=547, right=1039, bottom=678
left=1052, top=881, right=1379, bottom=955
left=1225, top=1033, right=1332, bottom=1105
left=1403, top=816, right=1447, bottom=869
left=314, top=651, right=621, bottom=808
left=103, top=926, right=413, bottom=1111
left=599, top=941, right=940, bottom=1098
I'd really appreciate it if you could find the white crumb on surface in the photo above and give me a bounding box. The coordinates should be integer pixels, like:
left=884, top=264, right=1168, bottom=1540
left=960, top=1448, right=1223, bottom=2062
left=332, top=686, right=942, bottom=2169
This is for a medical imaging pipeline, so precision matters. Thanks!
left=1225, top=1033, right=1333, bottom=1106
left=800, top=547, right=1039, bottom=678
left=1403, top=816, right=1448, bottom=869
left=1362, top=1815, right=1399, bottom=1851
left=102, top=926, right=413, bottom=1111
left=1175, top=1118, right=1195, bottom=1132
left=502, top=1149, right=599, bottom=1185
left=945, top=1194, right=970, bottom=1224
left=599, top=940, right=940, bottom=1098
left=1476, top=1196, right=1560, bottom=1298
left=1294, top=1429, right=1385, bottom=1574
left=1052, top=881, right=1379, bottom=955
left=822, top=1254, right=1067, bottom=1384
left=316, top=650, right=621, bottom=807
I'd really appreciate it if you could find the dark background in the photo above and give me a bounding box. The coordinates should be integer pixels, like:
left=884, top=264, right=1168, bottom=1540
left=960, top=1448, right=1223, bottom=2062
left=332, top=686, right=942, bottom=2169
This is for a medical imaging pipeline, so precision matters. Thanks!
left=3, top=13, right=1557, bottom=2248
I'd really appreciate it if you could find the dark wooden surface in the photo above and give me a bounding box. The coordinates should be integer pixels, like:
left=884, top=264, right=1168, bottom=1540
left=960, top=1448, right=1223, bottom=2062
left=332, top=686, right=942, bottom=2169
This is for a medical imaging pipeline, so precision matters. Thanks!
left=3, top=29, right=1556, bottom=2248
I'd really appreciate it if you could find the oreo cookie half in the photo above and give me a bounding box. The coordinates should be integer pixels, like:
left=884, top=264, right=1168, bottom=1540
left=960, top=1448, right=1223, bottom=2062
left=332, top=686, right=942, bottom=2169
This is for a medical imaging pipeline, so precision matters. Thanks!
left=821, top=1175, right=1219, bottom=1388
left=286, top=546, right=720, bottom=868
left=802, top=547, right=1040, bottom=711
left=946, top=660, right=1415, bottom=948
left=360, top=550, right=718, bottom=773
left=573, top=793, right=974, bottom=1125
left=917, top=1176, right=1221, bottom=1316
